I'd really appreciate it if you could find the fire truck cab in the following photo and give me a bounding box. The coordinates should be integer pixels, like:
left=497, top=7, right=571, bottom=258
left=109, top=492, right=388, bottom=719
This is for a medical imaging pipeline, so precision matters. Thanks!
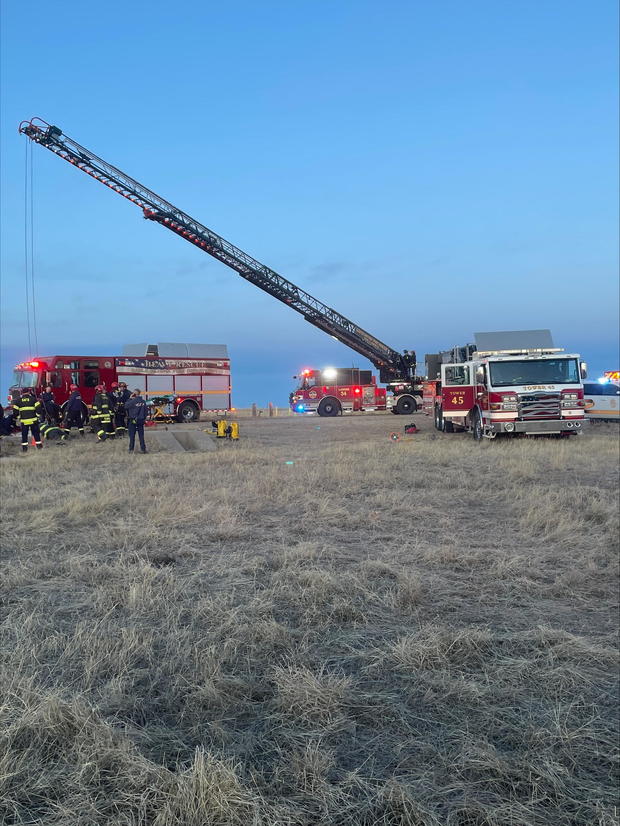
left=424, top=330, right=588, bottom=438
left=290, top=367, right=387, bottom=416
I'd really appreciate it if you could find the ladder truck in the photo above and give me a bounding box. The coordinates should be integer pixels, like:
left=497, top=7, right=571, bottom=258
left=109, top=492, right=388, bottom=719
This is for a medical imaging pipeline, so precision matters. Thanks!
left=19, top=117, right=421, bottom=416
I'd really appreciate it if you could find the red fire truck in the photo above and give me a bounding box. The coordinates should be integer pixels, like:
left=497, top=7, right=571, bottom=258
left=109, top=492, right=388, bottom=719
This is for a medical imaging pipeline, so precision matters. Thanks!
left=290, top=367, right=387, bottom=416
left=424, top=330, right=588, bottom=438
left=9, top=343, right=231, bottom=422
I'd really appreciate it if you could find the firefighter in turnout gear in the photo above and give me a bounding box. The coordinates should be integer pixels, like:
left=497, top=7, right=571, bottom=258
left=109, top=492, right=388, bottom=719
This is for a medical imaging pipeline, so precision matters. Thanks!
left=14, top=387, right=43, bottom=452
left=64, top=385, right=85, bottom=435
left=109, top=381, right=130, bottom=435
left=40, top=385, right=61, bottom=425
left=92, top=385, right=114, bottom=441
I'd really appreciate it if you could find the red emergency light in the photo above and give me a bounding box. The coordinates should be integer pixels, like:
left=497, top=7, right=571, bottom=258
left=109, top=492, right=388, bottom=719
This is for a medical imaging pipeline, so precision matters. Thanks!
left=353, top=387, right=361, bottom=394
left=30, top=361, right=40, bottom=368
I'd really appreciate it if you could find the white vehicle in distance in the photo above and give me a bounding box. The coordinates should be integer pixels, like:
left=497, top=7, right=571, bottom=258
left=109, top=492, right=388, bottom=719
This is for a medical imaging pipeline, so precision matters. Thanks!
left=583, top=378, right=620, bottom=422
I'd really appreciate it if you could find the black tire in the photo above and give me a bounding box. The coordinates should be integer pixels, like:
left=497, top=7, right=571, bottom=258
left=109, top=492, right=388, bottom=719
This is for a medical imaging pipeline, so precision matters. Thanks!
left=61, top=401, right=90, bottom=425
left=472, top=409, right=483, bottom=441
left=434, top=405, right=443, bottom=431
left=395, top=395, right=417, bottom=415
left=443, top=419, right=454, bottom=433
left=318, top=398, right=341, bottom=417
left=177, top=400, right=200, bottom=423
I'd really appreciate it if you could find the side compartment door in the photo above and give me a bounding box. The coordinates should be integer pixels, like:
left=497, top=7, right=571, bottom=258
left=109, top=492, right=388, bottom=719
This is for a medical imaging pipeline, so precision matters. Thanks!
left=441, top=364, right=475, bottom=416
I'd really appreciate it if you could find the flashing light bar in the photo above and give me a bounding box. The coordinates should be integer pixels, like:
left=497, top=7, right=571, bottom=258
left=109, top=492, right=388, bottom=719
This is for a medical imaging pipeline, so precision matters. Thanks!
left=604, top=371, right=620, bottom=381
left=15, top=360, right=45, bottom=370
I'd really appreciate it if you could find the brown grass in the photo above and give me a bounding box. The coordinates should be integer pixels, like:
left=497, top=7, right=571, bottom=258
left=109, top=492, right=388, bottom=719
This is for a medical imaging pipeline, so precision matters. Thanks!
left=0, top=415, right=618, bottom=825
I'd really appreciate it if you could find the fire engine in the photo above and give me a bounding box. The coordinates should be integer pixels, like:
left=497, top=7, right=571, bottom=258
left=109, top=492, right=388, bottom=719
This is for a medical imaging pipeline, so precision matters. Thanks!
left=18, top=118, right=422, bottom=416
left=423, top=330, right=588, bottom=438
left=9, top=343, right=231, bottom=422
left=290, top=367, right=387, bottom=415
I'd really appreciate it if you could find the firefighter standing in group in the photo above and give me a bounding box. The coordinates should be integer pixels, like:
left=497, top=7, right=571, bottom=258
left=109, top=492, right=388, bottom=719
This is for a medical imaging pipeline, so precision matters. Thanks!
left=14, top=387, right=43, bottom=452
left=64, top=384, right=85, bottom=436
left=92, top=385, right=114, bottom=441
left=40, top=384, right=61, bottom=425
left=109, top=381, right=131, bottom=433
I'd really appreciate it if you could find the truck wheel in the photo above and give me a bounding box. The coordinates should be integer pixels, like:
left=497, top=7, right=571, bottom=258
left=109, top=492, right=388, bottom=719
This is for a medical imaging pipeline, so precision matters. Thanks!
left=434, top=405, right=443, bottom=431
left=318, top=398, right=340, bottom=417
left=472, top=410, right=483, bottom=441
left=395, top=395, right=417, bottom=415
left=177, top=400, right=199, bottom=423
left=61, top=401, right=90, bottom=424
left=443, top=420, right=454, bottom=433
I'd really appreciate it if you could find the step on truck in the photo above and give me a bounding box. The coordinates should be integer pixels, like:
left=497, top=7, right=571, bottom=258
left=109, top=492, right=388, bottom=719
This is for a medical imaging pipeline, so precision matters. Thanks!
left=8, top=343, right=231, bottom=423
left=423, top=330, right=588, bottom=439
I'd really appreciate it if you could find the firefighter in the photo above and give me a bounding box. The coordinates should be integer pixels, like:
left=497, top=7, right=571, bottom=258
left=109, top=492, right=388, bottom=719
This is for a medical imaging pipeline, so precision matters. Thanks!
left=14, top=387, right=43, bottom=452
left=92, top=385, right=114, bottom=441
left=109, top=381, right=131, bottom=433
left=40, top=385, right=61, bottom=425
left=0, top=407, right=15, bottom=437
left=125, top=388, right=148, bottom=453
left=64, top=384, right=85, bottom=436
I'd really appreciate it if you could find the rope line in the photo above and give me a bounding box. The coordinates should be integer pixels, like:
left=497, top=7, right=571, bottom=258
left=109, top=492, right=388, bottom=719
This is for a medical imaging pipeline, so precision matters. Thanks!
left=23, top=140, right=32, bottom=355
left=30, top=141, right=39, bottom=353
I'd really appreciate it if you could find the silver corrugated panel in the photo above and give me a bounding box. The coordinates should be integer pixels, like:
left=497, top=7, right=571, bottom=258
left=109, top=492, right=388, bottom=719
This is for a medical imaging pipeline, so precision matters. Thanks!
left=184, top=343, right=228, bottom=358
left=122, top=343, right=150, bottom=356
left=122, top=343, right=229, bottom=358
left=474, top=330, right=555, bottom=352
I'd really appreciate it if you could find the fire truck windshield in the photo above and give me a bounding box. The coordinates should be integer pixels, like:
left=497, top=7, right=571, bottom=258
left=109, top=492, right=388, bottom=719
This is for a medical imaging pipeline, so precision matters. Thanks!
left=489, top=358, right=580, bottom=387
left=11, top=370, right=38, bottom=388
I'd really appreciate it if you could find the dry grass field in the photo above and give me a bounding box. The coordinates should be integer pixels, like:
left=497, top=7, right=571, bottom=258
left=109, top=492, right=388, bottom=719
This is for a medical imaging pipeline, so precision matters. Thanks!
left=1, top=413, right=618, bottom=825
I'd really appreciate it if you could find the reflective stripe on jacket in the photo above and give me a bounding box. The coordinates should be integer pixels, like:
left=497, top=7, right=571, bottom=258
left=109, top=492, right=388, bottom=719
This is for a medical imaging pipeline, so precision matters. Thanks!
left=92, top=392, right=112, bottom=421
left=14, top=395, right=42, bottom=425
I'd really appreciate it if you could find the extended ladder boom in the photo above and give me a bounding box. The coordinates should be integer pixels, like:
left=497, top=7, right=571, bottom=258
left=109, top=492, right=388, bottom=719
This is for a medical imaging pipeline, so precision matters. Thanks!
left=19, top=118, right=414, bottom=382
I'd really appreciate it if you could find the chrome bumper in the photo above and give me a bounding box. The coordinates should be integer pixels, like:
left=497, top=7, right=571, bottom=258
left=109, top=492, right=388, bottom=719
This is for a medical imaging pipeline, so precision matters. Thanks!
left=490, top=419, right=587, bottom=434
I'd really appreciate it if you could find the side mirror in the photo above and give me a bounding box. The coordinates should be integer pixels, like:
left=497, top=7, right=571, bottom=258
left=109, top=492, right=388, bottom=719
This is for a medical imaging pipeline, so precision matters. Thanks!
left=580, top=361, right=588, bottom=379
left=475, top=366, right=485, bottom=383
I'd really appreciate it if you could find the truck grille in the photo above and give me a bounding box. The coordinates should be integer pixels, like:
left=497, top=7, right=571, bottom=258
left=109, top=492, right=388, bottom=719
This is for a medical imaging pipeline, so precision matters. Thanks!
left=518, top=392, right=561, bottom=420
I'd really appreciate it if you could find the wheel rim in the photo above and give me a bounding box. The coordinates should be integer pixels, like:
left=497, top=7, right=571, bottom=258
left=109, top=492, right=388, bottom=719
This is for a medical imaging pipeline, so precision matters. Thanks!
left=181, top=405, right=195, bottom=422
left=474, top=416, right=482, bottom=439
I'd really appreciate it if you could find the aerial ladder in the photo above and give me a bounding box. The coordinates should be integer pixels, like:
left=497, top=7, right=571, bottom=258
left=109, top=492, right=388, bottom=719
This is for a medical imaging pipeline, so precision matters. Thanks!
left=19, top=118, right=419, bottom=410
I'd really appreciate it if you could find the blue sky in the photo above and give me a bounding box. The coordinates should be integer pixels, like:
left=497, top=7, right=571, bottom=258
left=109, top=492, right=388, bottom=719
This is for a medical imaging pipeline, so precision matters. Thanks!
left=1, top=1, right=618, bottom=406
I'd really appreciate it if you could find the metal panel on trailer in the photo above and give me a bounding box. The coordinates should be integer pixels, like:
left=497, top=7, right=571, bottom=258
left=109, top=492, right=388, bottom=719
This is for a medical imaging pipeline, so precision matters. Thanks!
left=202, top=374, right=229, bottom=410
left=147, top=375, right=173, bottom=392
left=122, top=343, right=150, bottom=357
left=122, top=343, right=229, bottom=359
left=123, top=375, right=146, bottom=394
left=175, top=375, right=200, bottom=392
left=474, top=330, right=555, bottom=352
